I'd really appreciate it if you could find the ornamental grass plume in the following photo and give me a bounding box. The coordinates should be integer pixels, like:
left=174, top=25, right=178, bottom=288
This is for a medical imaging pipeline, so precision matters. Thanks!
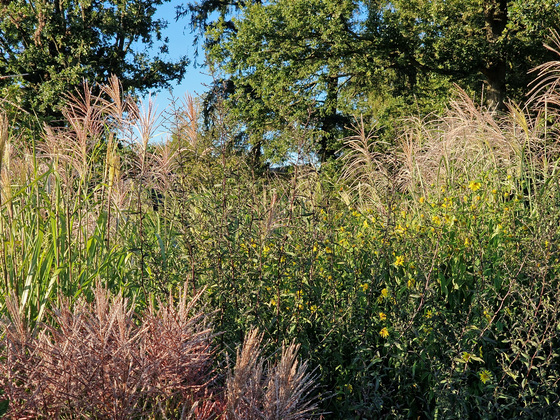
left=225, top=328, right=319, bottom=420
left=528, top=29, right=560, bottom=112
left=262, top=339, right=317, bottom=420
left=0, top=283, right=220, bottom=419
left=339, top=117, right=396, bottom=213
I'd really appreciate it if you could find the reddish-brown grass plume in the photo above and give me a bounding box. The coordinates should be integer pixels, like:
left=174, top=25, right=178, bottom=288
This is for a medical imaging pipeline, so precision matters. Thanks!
left=0, top=284, right=219, bottom=419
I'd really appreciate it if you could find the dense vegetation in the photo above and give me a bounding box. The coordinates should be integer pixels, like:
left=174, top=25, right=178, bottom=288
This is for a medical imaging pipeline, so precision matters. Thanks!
left=2, top=0, right=560, bottom=418
left=1, top=56, right=560, bottom=416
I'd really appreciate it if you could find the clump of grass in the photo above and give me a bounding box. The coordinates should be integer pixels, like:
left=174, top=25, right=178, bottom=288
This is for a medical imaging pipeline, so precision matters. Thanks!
left=0, top=285, right=319, bottom=419
left=340, top=83, right=560, bottom=213
left=0, top=283, right=218, bottom=418
left=225, top=328, right=318, bottom=420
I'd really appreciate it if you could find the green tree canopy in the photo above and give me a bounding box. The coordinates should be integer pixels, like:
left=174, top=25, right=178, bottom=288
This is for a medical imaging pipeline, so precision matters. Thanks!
left=388, top=0, right=560, bottom=110
left=186, top=0, right=560, bottom=163
left=0, top=0, right=188, bottom=123
left=205, top=0, right=389, bottom=162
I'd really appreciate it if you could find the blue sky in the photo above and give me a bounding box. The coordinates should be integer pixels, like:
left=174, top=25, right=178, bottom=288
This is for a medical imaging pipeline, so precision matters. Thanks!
left=144, top=2, right=214, bottom=111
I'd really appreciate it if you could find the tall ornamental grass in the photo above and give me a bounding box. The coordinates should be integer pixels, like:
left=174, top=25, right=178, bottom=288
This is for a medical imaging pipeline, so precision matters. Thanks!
left=0, top=284, right=318, bottom=418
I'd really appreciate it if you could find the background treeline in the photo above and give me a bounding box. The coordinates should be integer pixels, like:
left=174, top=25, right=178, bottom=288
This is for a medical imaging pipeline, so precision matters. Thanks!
left=2, top=0, right=560, bottom=161
left=193, top=0, right=560, bottom=162
left=2, top=0, right=560, bottom=418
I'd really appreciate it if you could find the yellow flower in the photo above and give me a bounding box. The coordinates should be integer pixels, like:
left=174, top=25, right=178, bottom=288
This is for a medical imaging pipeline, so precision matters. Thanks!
left=360, top=283, right=369, bottom=292
left=468, top=181, right=482, bottom=191
left=419, top=196, right=425, bottom=204
left=363, top=219, right=369, bottom=228
left=262, top=245, right=271, bottom=256
left=394, top=255, right=405, bottom=267
left=379, top=327, right=389, bottom=338
left=379, top=312, right=387, bottom=321
left=464, top=237, right=470, bottom=246
left=407, top=278, right=415, bottom=288
left=381, top=288, right=389, bottom=298
left=479, top=370, right=492, bottom=384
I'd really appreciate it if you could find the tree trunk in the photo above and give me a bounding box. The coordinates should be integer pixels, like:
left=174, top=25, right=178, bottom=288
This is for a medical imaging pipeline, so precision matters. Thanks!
left=483, top=61, right=507, bottom=111
left=483, top=0, right=508, bottom=111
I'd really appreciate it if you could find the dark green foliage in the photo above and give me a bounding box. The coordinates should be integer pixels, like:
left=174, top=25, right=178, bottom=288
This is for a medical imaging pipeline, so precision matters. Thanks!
left=0, top=0, right=188, bottom=124
left=182, top=0, right=560, bottom=164
left=388, top=0, right=560, bottom=110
